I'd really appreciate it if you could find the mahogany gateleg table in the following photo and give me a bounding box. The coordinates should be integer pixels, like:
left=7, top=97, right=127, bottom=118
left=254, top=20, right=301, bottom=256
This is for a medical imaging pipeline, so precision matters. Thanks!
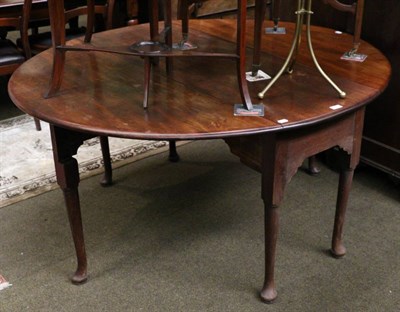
left=8, top=20, right=390, bottom=303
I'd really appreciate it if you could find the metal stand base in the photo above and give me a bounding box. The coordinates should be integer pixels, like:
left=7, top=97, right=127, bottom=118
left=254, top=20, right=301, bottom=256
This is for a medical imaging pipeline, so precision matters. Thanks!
left=130, top=41, right=170, bottom=54
left=341, top=51, right=367, bottom=62
left=172, top=32, right=198, bottom=50
left=172, top=41, right=198, bottom=50
left=258, top=0, right=346, bottom=100
left=234, top=104, right=265, bottom=116
left=265, top=26, right=286, bottom=34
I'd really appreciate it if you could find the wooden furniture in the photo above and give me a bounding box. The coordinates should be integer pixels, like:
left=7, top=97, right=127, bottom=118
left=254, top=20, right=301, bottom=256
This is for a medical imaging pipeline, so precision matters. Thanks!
left=46, top=0, right=254, bottom=111
left=0, top=0, right=41, bottom=130
left=0, top=13, right=27, bottom=74
left=0, top=0, right=51, bottom=40
left=323, top=0, right=364, bottom=54
left=191, top=0, right=255, bottom=17
left=0, top=0, right=47, bottom=16
left=175, top=0, right=210, bottom=49
left=18, top=0, right=115, bottom=135
left=21, top=0, right=115, bottom=55
left=252, top=0, right=364, bottom=55
left=8, top=20, right=390, bottom=302
left=278, top=1, right=399, bottom=180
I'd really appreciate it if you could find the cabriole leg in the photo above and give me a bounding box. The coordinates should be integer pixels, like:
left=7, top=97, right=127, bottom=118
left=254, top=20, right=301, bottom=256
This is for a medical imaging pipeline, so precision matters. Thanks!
left=260, top=202, right=279, bottom=303
left=50, top=126, right=88, bottom=284
left=331, top=167, right=354, bottom=258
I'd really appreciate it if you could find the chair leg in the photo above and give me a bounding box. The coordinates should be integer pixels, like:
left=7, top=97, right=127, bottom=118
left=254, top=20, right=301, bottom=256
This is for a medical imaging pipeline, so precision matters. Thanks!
left=85, top=0, right=95, bottom=43
left=252, top=0, right=268, bottom=76
left=99, top=136, right=113, bottom=186
left=331, top=167, right=354, bottom=258
left=45, top=49, right=65, bottom=98
left=352, top=0, right=364, bottom=52
left=34, top=117, right=41, bottom=131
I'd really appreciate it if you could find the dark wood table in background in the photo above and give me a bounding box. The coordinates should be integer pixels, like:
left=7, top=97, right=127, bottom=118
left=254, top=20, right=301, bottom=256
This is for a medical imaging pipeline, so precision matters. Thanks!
left=0, top=0, right=47, bottom=17
left=8, top=20, right=390, bottom=302
left=0, top=0, right=45, bottom=9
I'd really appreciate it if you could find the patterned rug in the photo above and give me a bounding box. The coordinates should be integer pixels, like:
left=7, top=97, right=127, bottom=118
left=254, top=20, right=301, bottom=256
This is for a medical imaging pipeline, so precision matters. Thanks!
left=0, top=115, right=170, bottom=208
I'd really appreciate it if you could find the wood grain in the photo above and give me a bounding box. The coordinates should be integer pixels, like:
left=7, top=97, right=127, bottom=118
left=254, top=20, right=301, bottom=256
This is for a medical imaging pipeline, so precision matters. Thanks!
left=9, top=20, right=390, bottom=140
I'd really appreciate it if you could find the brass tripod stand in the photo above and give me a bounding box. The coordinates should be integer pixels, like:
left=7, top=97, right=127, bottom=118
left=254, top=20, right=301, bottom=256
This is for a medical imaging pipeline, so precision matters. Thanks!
left=258, top=0, right=346, bottom=99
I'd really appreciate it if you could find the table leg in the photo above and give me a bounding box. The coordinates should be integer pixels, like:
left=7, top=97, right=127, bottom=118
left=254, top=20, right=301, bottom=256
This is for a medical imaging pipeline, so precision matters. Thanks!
left=261, top=202, right=279, bottom=303
left=50, top=126, right=91, bottom=284
left=331, top=166, right=354, bottom=257
left=307, top=155, right=321, bottom=175
left=260, top=134, right=285, bottom=303
left=168, top=140, right=180, bottom=162
left=331, top=108, right=364, bottom=257
left=227, top=110, right=367, bottom=302
left=62, top=167, right=87, bottom=284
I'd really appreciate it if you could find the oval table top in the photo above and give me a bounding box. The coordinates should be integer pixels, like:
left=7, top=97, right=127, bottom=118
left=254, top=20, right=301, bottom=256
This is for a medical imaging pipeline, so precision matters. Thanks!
left=9, top=20, right=391, bottom=140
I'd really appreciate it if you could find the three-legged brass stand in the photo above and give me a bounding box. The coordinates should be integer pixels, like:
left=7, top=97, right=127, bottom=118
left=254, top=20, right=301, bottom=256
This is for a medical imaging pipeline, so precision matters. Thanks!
left=258, top=0, right=346, bottom=100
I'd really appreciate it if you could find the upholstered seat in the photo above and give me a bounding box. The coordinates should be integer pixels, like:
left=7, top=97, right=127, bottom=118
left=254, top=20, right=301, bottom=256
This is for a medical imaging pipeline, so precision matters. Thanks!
left=0, top=39, right=25, bottom=66
left=0, top=8, right=41, bottom=130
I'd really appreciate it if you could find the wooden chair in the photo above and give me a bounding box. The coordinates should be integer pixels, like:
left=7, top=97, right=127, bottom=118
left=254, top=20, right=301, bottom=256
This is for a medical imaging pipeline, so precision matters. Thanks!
left=175, top=0, right=208, bottom=49
left=175, top=0, right=274, bottom=76
left=22, top=0, right=116, bottom=185
left=0, top=5, right=41, bottom=130
left=323, top=0, right=364, bottom=54
left=0, top=19, right=26, bottom=75
left=20, top=0, right=115, bottom=55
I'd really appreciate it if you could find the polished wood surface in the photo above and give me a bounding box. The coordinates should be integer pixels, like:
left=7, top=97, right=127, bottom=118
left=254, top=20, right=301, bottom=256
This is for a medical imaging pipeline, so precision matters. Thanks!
left=8, top=20, right=391, bottom=302
left=45, top=0, right=253, bottom=110
left=10, top=20, right=389, bottom=139
left=276, top=1, right=399, bottom=178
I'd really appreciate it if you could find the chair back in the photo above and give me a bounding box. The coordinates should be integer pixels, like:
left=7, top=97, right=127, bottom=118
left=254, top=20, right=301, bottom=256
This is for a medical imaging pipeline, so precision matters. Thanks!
left=0, top=2, right=41, bottom=130
left=323, top=0, right=364, bottom=51
left=0, top=8, right=30, bottom=75
left=22, top=0, right=115, bottom=53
